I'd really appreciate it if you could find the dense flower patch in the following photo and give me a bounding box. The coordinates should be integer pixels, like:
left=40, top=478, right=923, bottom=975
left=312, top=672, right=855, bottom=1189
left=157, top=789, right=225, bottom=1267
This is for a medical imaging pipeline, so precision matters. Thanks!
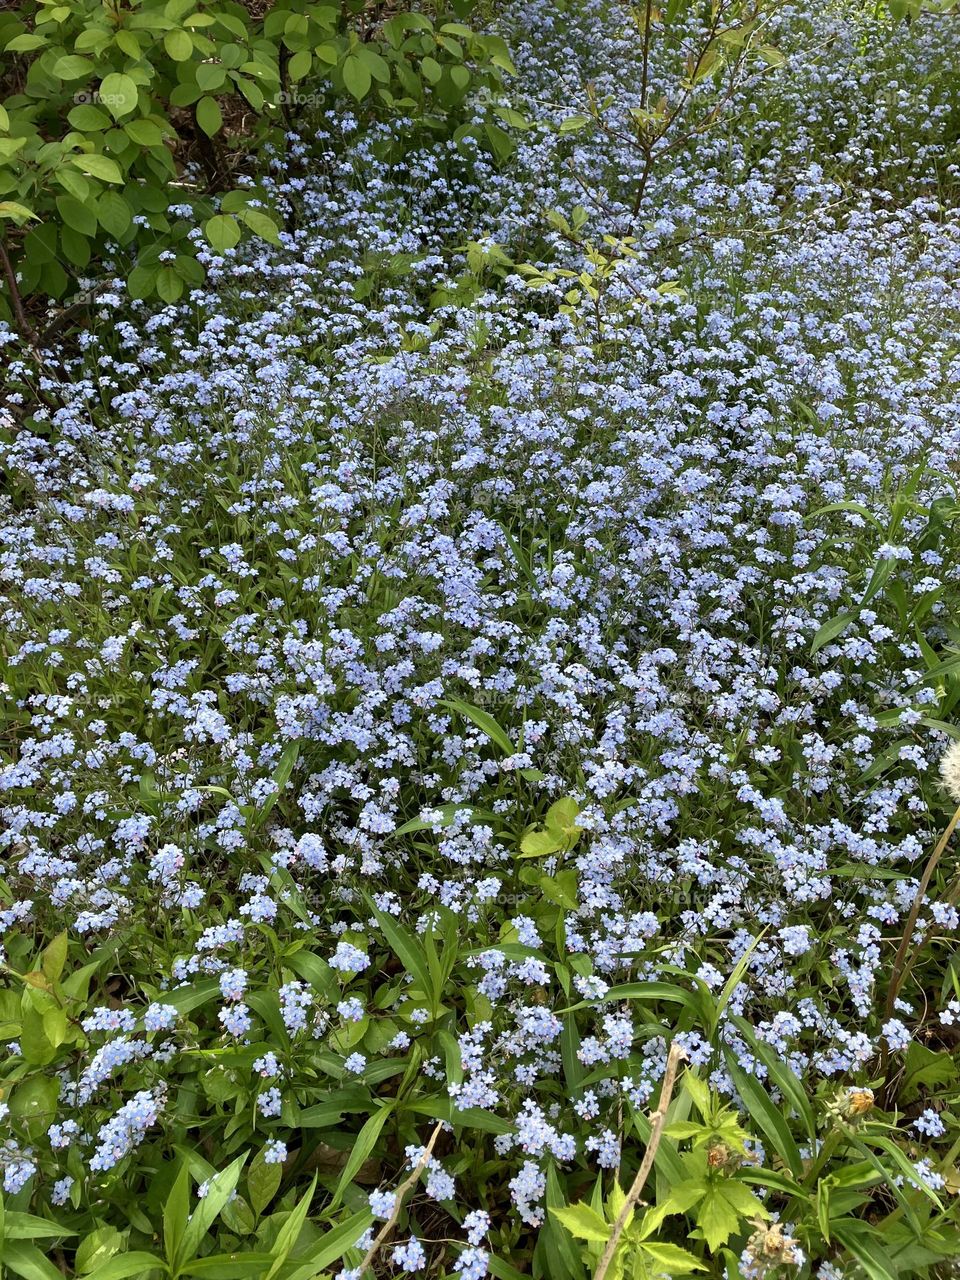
left=2, top=1, right=960, bottom=1277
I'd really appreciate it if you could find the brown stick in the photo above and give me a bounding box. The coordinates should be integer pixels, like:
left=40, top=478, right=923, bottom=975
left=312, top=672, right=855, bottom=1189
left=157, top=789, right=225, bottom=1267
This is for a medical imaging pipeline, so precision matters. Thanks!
left=594, top=1041, right=686, bottom=1280
left=884, top=801, right=960, bottom=1024
left=356, top=1121, right=444, bottom=1278
left=0, top=236, right=37, bottom=344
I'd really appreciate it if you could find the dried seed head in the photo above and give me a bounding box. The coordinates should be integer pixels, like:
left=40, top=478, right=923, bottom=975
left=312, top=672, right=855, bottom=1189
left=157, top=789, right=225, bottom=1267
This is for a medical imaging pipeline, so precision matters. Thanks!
left=843, top=1087, right=875, bottom=1119
left=939, top=739, right=960, bottom=804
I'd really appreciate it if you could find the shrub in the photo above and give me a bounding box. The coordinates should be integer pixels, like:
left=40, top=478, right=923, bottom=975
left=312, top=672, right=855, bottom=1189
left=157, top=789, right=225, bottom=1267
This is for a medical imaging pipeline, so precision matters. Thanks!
left=0, top=0, right=517, bottom=333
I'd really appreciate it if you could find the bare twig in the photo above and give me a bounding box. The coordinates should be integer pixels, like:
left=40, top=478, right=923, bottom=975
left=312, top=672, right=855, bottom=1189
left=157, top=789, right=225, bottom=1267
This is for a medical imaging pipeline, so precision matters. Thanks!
left=884, top=801, right=960, bottom=1024
left=355, top=1121, right=444, bottom=1279
left=0, top=236, right=37, bottom=344
left=880, top=801, right=960, bottom=1100
left=594, top=1041, right=686, bottom=1280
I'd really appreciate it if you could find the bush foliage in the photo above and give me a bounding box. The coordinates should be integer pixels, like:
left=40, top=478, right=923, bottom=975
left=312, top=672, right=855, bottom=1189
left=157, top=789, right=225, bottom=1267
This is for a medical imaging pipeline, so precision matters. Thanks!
left=0, top=0, right=516, bottom=327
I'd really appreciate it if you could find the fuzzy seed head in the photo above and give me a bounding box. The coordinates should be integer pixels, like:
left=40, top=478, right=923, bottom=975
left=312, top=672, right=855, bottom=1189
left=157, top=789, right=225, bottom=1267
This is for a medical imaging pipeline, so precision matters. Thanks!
left=940, top=740, right=960, bottom=804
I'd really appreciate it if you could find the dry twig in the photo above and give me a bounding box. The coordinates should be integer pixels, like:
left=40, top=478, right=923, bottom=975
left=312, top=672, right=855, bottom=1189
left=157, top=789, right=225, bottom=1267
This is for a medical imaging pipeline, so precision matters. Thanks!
left=594, top=1041, right=686, bottom=1280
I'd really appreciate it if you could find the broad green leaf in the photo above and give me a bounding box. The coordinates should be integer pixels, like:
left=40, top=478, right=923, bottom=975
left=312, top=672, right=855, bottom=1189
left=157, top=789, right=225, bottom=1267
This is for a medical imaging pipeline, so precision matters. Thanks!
left=196, top=96, right=222, bottom=137
left=72, top=155, right=124, bottom=184
left=640, top=1242, right=707, bottom=1273
left=98, top=72, right=139, bottom=120
left=164, top=28, right=193, bottom=59
left=342, top=54, right=370, bottom=100
left=205, top=214, right=241, bottom=252
left=518, top=828, right=561, bottom=857
left=550, top=1202, right=610, bottom=1244
left=52, top=54, right=95, bottom=79
left=247, top=1156, right=282, bottom=1218
left=239, top=209, right=281, bottom=246
left=55, top=194, right=97, bottom=237
left=125, top=119, right=165, bottom=146
left=0, top=202, right=38, bottom=224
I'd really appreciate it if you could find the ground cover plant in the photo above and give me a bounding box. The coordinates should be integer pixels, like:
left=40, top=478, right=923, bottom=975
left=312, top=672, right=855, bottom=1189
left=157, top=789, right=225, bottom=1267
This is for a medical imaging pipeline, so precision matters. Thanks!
left=3, top=0, right=960, bottom=1277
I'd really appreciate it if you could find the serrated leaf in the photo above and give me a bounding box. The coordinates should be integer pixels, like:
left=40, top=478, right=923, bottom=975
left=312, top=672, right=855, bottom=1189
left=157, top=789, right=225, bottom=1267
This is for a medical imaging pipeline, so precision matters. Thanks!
left=550, top=1202, right=610, bottom=1244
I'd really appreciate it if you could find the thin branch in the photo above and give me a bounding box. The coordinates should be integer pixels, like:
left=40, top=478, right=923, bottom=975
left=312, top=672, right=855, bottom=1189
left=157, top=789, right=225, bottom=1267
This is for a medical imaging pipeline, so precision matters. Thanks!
left=884, top=801, right=960, bottom=1024
left=0, top=236, right=37, bottom=344
left=356, top=1121, right=444, bottom=1279
left=594, top=1041, right=686, bottom=1280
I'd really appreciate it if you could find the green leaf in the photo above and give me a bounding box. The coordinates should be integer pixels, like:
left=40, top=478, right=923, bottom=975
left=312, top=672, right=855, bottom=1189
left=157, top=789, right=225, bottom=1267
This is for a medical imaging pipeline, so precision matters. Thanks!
left=725, top=1053, right=803, bottom=1179
left=810, top=610, right=857, bottom=655
left=550, top=1202, right=610, bottom=1244
left=439, top=698, right=516, bottom=756
left=75, top=1225, right=122, bottom=1272
left=282, top=1209, right=373, bottom=1278
left=247, top=1156, right=282, bottom=1218
left=832, top=1220, right=898, bottom=1280
left=127, top=264, right=158, bottom=300
left=287, top=48, right=312, bottom=80
left=559, top=113, right=591, bottom=133
left=52, top=54, right=95, bottom=80
left=421, top=54, right=442, bottom=83
left=330, top=1104, right=393, bottom=1210
left=0, top=202, right=38, bottom=224
left=196, top=96, right=222, bottom=137
left=639, top=1242, right=706, bottom=1273
left=69, top=104, right=112, bottom=130
left=4, top=1212, right=75, bottom=1241
left=98, top=191, right=133, bottom=240
left=83, top=1254, right=166, bottom=1280
left=484, top=120, right=516, bottom=164
left=98, top=72, right=139, bottom=120
left=731, top=1018, right=816, bottom=1140
left=55, top=194, right=97, bottom=237
left=263, top=1175, right=317, bottom=1280
left=545, top=796, right=580, bottom=836
left=695, top=1181, right=755, bottom=1251
left=252, top=738, right=299, bottom=826
left=757, top=44, right=785, bottom=67
left=72, top=154, right=124, bottom=184
left=518, top=829, right=561, bottom=858
left=239, top=208, right=281, bottom=246
left=368, top=901, right=431, bottom=1003
left=5, top=33, right=47, bottom=52
left=164, top=28, right=193, bottom=60
left=3, top=1242, right=68, bottom=1280
left=179, top=1155, right=247, bottom=1264
left=342, top=54, right=370, bottom=100
left=205, top=214, right=241, bottom=252
left=156, top=265, right=184, bottom=303
left=125, top=119, right=165, bottom=146
left=164, top=1163, right=191, bottom=1267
